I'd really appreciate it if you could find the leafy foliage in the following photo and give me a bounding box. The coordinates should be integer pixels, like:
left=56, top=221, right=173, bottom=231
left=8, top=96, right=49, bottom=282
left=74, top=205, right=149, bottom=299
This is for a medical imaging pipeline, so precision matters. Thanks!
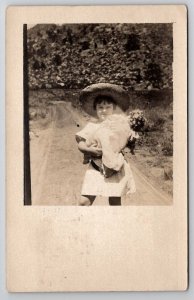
left=27, top=23, right=173, bottom=90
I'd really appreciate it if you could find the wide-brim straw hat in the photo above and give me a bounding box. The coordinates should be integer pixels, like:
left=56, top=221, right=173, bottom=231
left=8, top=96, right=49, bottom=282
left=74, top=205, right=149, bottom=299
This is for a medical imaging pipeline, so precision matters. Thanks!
left=79, top=83, right=130, bottom=117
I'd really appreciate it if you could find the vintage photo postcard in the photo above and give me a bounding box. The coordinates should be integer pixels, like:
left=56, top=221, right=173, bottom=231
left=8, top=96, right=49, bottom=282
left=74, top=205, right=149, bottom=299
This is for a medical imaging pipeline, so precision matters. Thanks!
left=6, top=5, right=187, bottom=291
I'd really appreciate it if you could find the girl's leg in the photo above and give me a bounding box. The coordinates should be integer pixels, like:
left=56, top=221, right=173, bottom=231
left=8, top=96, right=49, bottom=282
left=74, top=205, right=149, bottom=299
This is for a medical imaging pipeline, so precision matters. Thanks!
left=79, top=195, right=96, bottom=206
left=109, top=197, right=121, bottom=206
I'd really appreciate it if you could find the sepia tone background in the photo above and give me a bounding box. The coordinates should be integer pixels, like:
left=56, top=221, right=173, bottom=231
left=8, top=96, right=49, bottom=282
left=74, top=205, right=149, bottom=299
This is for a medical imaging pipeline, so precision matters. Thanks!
left=6, top=6, right=187, bottom=291
left=27, top=23, right=173, bottom=205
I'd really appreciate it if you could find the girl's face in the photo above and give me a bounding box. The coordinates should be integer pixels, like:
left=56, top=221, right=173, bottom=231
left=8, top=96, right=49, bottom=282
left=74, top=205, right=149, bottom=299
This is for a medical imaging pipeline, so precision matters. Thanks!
left=96, top=100, right=114, bottom=121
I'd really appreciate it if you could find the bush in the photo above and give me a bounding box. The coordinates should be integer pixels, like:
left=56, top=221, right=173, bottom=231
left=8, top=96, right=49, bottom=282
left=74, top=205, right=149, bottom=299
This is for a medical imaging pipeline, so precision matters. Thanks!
left=145, top=112, right=166, bottom=132
left=161, top=135, right=173, bottom=156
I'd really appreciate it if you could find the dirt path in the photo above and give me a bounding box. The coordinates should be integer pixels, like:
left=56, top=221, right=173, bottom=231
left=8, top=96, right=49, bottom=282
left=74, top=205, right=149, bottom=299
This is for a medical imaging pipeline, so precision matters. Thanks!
left=30, top=102, right=172, bottom=205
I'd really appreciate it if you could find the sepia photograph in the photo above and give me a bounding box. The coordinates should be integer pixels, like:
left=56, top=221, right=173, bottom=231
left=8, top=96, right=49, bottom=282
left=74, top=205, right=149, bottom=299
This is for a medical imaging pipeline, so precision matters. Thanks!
left=25, top=23, right=173, bottom=206
left=6, top=6, right=187, bottom=292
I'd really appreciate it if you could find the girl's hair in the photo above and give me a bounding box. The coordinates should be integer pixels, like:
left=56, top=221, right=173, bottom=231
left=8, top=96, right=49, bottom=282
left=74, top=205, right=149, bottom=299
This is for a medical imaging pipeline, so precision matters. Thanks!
left=93, top=95, right=116, bottom=110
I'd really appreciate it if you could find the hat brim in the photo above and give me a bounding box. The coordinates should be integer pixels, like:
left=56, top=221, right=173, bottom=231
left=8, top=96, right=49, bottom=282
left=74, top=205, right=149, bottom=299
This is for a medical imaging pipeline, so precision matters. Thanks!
left=79, top=83, right=130, bottom=117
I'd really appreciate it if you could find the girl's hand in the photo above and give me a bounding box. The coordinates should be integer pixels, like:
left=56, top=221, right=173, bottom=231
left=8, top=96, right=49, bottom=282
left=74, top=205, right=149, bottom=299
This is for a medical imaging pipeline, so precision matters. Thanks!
left=87, top=145, right=102, bottom=156
left=78, top=141, right=102, bottom=157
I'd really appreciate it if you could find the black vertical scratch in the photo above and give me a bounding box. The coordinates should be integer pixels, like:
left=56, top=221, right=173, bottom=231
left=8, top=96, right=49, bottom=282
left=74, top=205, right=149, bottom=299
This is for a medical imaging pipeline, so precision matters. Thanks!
left=23, top=24, right=31, bottom=205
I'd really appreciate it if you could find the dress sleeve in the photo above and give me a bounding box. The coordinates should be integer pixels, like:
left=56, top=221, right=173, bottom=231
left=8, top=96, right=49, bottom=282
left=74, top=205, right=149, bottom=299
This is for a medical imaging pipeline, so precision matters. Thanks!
left=75, top=122, right=94, bottom=143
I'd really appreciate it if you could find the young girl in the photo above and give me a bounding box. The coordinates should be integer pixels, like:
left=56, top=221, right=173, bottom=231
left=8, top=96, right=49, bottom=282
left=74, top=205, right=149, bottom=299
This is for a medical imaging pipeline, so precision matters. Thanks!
left=76, top=83, right=136, bottom=206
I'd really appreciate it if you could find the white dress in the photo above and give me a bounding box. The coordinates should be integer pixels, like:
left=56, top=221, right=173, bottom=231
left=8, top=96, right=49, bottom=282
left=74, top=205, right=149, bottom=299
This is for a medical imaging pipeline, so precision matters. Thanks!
left=76, top=122, right=136, bottom=197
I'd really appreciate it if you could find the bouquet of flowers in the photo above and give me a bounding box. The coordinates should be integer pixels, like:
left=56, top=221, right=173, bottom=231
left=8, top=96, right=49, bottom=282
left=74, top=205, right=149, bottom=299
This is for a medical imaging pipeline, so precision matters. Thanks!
left=128, top=109, right=146, bottom=132
left=126, top=110, right=146, bottom=155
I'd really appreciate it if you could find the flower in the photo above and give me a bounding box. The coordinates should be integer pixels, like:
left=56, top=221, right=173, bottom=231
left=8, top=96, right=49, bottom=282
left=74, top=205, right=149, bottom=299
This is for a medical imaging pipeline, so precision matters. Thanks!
left=128, top=109, right=146, bottom=131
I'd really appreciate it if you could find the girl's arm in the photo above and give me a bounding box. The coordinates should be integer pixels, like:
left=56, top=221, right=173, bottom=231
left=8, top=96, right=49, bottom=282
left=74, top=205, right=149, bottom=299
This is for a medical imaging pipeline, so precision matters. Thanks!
left=78, top=141, right=102, bottom=156
left=127, top=131, right=139, bottom=155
